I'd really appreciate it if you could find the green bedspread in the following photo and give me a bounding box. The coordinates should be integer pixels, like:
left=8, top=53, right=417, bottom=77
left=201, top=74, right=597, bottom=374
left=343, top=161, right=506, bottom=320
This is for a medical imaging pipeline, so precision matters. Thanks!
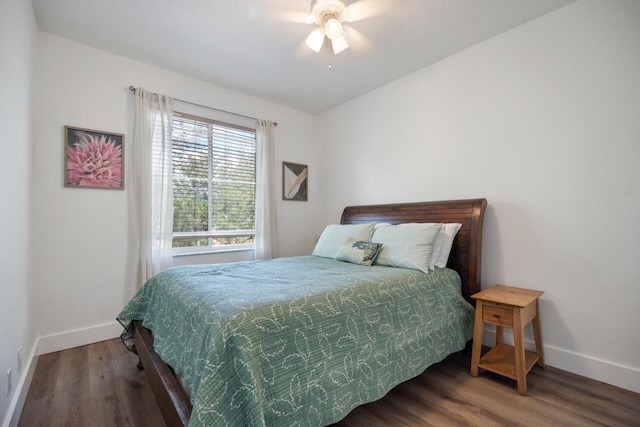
left=117, top=256, right=474, bottom=426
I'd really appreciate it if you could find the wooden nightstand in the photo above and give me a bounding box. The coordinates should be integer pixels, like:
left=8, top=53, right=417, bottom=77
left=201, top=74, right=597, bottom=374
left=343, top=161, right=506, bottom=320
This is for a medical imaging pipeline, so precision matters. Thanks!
left=470, top=285, right=544, bottom=395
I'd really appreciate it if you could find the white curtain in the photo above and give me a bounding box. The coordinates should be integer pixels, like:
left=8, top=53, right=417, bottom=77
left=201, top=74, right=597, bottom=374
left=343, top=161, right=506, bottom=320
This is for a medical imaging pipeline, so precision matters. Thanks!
left=127, top=88, right=174, bottom=294
left=254, top=120, right=278, bottom=260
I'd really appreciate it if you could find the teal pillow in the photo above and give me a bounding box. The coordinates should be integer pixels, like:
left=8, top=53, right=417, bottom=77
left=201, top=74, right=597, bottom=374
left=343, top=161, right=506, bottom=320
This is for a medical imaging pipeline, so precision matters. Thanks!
left=312, top=223, right=376, bottom=259
left=336, top=241, right=383, bottom=266
left=372, top=223, right=443, bottom=274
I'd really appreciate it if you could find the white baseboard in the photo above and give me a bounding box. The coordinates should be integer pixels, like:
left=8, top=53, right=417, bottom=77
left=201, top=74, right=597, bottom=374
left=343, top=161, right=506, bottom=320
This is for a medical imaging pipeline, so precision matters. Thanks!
left=36, top=321, right=123, bottom=355
left=2, top=342, right=38, bottom=427
left=482, top=328, right=640, bottom=394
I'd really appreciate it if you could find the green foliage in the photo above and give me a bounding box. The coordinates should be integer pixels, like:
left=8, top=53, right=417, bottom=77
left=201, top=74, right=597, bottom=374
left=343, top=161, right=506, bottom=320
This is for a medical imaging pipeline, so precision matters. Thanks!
left=171, top=117, right=256, bottom=248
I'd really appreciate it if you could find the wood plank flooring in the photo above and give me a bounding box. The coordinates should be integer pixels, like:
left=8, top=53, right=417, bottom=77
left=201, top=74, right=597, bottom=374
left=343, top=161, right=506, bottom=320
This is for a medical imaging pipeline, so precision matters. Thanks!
left=18, top=339, right=165, bottom=427
left=18, top=339, right=640, bottom=426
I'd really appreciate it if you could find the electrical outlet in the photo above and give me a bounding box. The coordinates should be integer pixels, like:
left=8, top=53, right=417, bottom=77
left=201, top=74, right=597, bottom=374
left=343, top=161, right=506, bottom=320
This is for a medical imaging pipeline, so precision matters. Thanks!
left=17, top=347, right=22, bottom=372
left=6, top=369, right=11, bottom=396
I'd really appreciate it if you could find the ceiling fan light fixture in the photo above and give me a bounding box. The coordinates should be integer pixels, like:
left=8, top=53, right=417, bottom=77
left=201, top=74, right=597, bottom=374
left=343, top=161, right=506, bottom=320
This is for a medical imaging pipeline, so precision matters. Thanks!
left=305, top=28, right=325, bottom=52
left=309, top=0, right=346, bottom=23
left=323, top=17, right=343, bottom=40
left=331, top=35, right=349, bottom=54
left=306, top=0, right=350, bottom=55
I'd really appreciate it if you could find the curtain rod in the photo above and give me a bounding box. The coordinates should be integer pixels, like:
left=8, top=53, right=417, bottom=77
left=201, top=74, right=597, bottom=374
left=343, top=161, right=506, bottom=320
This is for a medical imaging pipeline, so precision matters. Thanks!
left=128, top=86, right=277, bottom=126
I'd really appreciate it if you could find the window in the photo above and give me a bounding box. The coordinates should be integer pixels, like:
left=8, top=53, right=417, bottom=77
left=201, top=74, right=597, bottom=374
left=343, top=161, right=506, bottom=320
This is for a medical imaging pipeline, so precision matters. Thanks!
left=171, top=111, right=256, bottom=254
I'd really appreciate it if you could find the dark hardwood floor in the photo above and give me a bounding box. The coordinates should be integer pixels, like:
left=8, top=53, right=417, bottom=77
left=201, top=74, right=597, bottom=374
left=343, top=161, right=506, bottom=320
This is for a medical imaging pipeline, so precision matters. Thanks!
left=18, top=339, right=165, bottom=427
left=18, top=339, right=640, bottom=426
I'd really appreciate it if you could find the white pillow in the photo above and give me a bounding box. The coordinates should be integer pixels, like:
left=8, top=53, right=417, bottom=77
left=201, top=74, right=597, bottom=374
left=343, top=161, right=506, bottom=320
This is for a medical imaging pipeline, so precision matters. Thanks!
left=428, top=224, right=446, bottom=270
left=312, top=223, right=376, bottom=259
left=434, top=223, right=462, bottom=268
left=372, top=223, right=442, bottom=274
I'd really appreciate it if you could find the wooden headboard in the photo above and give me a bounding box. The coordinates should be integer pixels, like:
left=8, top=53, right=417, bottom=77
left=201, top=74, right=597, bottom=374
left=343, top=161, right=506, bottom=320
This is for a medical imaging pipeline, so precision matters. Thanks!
left=340, top=198, right=487, bottom=303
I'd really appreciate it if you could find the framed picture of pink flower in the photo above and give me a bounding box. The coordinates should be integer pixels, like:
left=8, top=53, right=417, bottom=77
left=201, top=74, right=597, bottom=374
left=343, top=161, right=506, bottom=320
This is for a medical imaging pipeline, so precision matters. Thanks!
left=64, top=126, right=124, bottom=189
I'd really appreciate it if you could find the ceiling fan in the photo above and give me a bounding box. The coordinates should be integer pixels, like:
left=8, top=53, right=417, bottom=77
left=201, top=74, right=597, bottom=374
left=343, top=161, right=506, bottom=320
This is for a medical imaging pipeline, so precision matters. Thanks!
left=305, top=0, right=352, bottom=54
left=301, top=0, right=392, bottom=55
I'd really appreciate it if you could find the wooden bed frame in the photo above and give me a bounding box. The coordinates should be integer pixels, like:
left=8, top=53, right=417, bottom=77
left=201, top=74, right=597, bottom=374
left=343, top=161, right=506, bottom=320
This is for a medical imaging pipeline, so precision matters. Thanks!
left=132, top=198, right=487, bottom=426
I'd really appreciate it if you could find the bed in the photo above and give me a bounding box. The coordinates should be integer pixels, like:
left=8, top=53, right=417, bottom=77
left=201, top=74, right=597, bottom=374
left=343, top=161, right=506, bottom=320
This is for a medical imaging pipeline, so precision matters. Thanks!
left=118, top=198, right=487, bottom=427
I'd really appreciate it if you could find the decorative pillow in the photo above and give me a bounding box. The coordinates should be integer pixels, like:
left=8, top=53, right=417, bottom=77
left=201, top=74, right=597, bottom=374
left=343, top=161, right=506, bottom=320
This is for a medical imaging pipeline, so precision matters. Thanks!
left=372, top=223, right=442, bottom=274
left=312, top=223, right=376, bottom=259
left=434, top=223, right=462, bottom=268
left=335, top=241, right=383, bottom=266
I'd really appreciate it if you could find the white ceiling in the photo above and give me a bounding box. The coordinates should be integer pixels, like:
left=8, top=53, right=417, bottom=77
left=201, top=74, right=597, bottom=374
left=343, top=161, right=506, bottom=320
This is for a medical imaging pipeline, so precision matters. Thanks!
left=31, top=0, right=576, bottom=114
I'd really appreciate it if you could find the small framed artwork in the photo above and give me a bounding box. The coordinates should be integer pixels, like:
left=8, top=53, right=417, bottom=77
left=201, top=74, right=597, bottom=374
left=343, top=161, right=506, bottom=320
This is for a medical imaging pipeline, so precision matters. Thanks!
left=282, top=161, right=308, bottom=201
left=64, top=126, right=124, bottom=189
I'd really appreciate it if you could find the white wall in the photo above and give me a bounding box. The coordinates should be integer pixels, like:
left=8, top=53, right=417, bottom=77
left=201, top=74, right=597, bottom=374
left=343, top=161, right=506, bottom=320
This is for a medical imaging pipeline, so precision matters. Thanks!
left=0, top=0, right=37, bottom=425
left=13, top=3, right=639, bottom=420
left=317, top=0, right=640, bottom=392
left=32, top=33, right=322, bottom=351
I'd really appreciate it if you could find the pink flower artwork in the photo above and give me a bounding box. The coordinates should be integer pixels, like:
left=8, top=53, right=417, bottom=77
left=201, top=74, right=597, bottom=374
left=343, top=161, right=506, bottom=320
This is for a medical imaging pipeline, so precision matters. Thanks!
left=65, top=129, right=123, bottom=189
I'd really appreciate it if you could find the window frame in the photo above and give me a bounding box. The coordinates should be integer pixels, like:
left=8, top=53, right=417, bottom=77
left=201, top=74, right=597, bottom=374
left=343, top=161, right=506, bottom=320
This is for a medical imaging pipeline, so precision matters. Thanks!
left=171, top=110, right=257, bottom=256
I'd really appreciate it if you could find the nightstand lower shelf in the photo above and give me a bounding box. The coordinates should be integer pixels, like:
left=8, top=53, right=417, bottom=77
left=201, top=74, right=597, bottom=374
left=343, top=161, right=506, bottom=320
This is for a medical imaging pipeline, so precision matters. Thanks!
left=478, top=343, right=540, bottom=380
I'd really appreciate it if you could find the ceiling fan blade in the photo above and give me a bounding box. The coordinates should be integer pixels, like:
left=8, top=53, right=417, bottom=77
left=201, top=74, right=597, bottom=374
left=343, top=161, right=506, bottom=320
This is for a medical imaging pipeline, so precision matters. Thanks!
left=274, top=10, right=315, bottom=24
left=343, top=26, right=373, bottom=53
left=346, top=0, right=397, bottom=22
left=249, top=5, right=314, bottom=24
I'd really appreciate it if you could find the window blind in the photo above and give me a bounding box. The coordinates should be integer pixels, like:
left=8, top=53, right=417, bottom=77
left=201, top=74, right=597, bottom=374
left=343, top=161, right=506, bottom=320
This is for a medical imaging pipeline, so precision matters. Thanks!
left=172, top=112, right=256, bottom=248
